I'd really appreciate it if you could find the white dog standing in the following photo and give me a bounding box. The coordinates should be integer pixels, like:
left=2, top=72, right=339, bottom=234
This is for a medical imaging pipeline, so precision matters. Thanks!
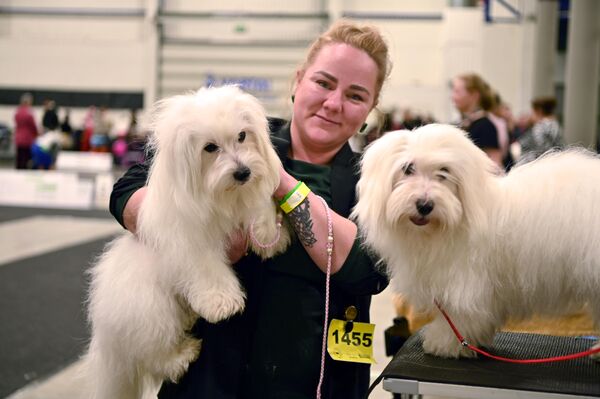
left=352, top=124, right=600, bottom=359
left=84, top=85, right=290, bottom=398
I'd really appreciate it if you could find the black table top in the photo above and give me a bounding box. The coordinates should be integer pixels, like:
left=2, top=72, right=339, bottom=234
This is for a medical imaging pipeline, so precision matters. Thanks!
left=381, top=331, right=600, bottom=396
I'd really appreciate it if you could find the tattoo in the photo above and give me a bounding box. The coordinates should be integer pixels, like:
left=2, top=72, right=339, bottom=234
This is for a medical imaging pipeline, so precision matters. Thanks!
left=289, top=200, right=317, bottom=247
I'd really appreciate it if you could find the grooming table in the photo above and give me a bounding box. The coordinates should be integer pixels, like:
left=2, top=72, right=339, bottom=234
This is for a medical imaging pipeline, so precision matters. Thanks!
left=380, top=331, right=600, bottom=398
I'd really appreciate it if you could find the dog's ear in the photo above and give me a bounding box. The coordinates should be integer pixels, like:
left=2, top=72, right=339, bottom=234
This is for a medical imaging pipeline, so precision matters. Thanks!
left=442, top=125, right=496, bottom=234
left=236, top=92, right=282, bottom=192
left=143, top=93, right=208, bottom=199
left=353, top=131, right=411, bottom=245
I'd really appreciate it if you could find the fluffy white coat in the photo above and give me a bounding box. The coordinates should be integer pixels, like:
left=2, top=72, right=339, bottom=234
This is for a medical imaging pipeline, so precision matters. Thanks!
left=352, top=123, right=600, bottom=359
left=84, top=85, right=290, bottom=398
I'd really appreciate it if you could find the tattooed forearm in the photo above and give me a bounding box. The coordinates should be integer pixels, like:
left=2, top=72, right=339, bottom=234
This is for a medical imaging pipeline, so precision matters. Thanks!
left=289, top=200, right=317, bottom=247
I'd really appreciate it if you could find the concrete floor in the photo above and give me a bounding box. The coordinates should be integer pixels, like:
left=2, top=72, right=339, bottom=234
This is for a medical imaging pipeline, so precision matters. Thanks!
left=6, top=289, right=398, bottom=399
left=0, top=204, right=400, bottom=399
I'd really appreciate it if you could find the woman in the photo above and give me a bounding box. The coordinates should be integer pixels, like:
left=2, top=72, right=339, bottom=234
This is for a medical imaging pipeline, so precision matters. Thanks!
left=14, top=92, right=38, bottom=169
left=517, top=96, right=563, bottom=161
left=451, top=73, right=506, bottom=169
left=109, top=20, right=391, bottom=399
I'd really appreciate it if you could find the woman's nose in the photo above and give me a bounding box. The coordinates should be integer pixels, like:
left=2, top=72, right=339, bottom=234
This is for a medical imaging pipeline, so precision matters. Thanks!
left=323, top=90, right=343, bottom=111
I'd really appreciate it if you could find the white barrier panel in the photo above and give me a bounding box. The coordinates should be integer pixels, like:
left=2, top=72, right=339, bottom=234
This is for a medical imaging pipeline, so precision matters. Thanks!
left=56, top=151, right=113, bottom=173
left=0, top=170, right=93, bottom=209
left=94, top=173, right=115, bottom=209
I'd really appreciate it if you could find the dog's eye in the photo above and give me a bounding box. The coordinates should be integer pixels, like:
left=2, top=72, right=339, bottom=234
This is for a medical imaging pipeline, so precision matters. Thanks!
left=403, top=162, right=415, bottom=176
left=437, top=166, right=450, bottom=180
left=238, top=131, right=246, bottom=143
left=204, top=143, right=219, bottom=153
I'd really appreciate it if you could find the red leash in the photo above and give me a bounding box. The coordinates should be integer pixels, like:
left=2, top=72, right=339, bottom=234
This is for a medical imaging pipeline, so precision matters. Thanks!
left=434, top=300, right=600, bottom=363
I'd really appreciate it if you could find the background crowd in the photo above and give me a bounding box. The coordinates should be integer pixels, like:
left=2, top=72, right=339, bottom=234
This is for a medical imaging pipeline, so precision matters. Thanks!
left=8, top=93, right=147, bottom=170
left=5, top=75, right=565, bottom=176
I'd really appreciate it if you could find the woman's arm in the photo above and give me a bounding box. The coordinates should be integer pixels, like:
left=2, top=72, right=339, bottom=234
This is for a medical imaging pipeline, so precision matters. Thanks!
left=121, top=187, right=146, bottom=233
left=109, top=162, right=149, bottom=229
left=274, top=166, right=357, bottom=275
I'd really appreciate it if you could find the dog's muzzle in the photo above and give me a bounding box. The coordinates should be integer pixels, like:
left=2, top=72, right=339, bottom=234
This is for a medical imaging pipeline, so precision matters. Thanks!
left=416, top=199, right=434, bottom=216
left=410, top=199, right=434, bottom=226
left=233, top=166, right=251, bottom=183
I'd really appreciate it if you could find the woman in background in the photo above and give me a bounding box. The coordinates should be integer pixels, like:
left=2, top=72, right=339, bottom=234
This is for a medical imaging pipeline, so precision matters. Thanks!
left=14, top=92, right=38, bottom=169
left=451, top=73, right=505, bottom=169
left=517, top=96, right=563, bottom=161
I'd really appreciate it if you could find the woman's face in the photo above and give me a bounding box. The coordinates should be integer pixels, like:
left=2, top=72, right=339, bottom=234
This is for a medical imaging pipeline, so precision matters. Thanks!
left=291, top=43, right=378, bottom=156
left=451, top=78, right=478, bottom=114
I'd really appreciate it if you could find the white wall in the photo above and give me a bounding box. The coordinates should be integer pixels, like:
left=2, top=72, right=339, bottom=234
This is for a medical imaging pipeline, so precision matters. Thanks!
left=0, top=0, right=542, bottom=129
left=0, top=1, right=148, bottom=91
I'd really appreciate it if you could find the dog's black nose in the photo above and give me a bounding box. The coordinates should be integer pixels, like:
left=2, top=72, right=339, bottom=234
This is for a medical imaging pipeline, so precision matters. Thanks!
left=416, top=199, right=434, bottom=216
left=233, top=166, right=251, bottom=182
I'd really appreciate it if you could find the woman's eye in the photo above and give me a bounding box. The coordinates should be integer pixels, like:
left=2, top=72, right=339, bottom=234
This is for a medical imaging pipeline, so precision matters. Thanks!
left=204, top=143, right=219, bottom=153
left=317, top=80, right=331, bottom=89
left=349, top=93, right=364, bottom=102
left=238, top=131, right=246, bottom=143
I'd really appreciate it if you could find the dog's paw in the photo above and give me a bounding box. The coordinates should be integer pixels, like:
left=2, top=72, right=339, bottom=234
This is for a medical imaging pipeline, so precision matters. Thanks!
left=422, top=323, right=477, bottom=359
left=422, top=335, right=477, bottom=359
left=191, top=281, right=246, bottom=324
left=251, top=222, right=291, bottom=259
left=249, top=214, right=291, bottom=259
left=162, top=337, right=202, bottom=383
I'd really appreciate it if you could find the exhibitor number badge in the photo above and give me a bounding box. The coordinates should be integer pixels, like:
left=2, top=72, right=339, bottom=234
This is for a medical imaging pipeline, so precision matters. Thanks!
left=327, top=319, right=376, bottom=364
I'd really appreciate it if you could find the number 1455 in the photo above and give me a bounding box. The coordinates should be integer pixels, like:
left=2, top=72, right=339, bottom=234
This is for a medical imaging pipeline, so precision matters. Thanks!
left=332, top=330, right=373, bottom=347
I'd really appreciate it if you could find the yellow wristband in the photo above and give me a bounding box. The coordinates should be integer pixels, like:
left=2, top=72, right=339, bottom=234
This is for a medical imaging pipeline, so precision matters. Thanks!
left=279, top=182, right=311, bottom=214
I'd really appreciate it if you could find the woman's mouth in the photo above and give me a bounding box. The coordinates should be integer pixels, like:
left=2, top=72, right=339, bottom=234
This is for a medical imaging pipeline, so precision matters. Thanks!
left=315, top=114, right=341, bottom=126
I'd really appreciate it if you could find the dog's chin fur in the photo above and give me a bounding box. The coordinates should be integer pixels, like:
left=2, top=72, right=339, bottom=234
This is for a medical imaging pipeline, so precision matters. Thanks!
left=83, top=85, right=290, bottom=398
left=353, top=123, right=600, bottom=359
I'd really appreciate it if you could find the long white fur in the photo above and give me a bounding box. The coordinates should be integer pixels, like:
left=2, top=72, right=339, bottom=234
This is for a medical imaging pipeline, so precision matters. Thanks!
left=352, top=123, right=600, bottom=359
left=83, top=85, right=290, bottom=398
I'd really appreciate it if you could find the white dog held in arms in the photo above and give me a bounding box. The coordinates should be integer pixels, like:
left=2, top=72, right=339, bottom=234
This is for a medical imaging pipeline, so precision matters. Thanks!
left=84, top=85, right=290, bottom=398
left=352, top=123, right=600, bottom=359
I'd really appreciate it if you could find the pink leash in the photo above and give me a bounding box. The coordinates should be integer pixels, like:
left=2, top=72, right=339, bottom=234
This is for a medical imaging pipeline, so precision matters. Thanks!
left=316, top=196, right=333, bottom=399
left=435, top=300, right=600, bottom=363
left=248, top=213, right=283, bottom=249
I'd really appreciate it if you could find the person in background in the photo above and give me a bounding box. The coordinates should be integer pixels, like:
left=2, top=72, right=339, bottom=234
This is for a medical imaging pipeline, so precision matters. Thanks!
left=41, top=99, right=59, bottom=132
left=488, top=92, right=513, bottom=170
left=30, top=130, right=62, bottom=170
left=90, top=105, right=113, bottom=152
left=517, top=96, right=563, bottom=161
left=109, top=19, right=391, bottom=399
left=451, top=73, right=503, bottom=169
left=80, top=106, right=96, bottom=152
left=14, top=92, right=38, bottom=169
left=59, top=109, right=74, bottom=150
left=60, top=109, right=72, bottom=135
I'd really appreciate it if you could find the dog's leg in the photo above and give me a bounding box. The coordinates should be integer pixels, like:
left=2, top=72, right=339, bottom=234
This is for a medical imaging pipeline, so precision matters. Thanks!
left=422, top=311, right=497, bottom=359
left=422, top=316, right=476, bottom=358
left=182, top=257, right=246, bottom=323
left=248, top=202, right=291, bottom=259
left=148, top=334, right=202, bottom=383
left=84, top=339, right=144, bottom=399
